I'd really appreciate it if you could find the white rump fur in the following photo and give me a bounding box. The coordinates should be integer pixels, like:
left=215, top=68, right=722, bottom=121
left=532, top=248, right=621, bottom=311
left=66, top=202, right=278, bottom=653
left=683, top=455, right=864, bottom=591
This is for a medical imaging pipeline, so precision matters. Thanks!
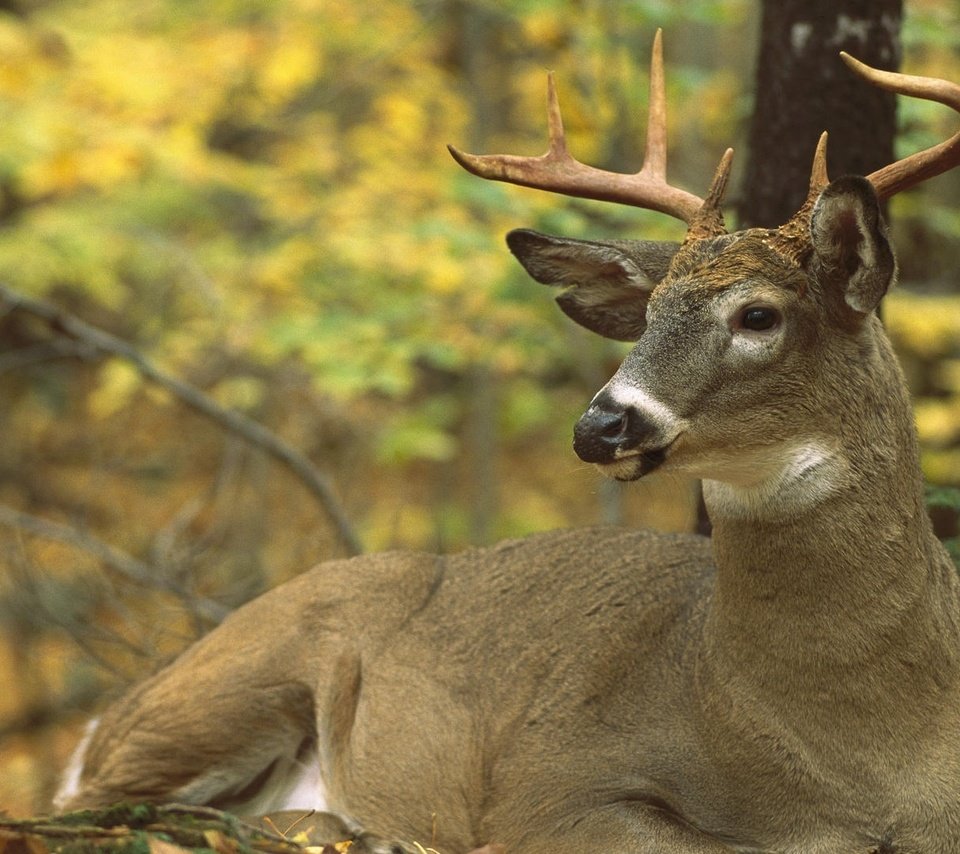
left=53, top=718, right=100, bottom=811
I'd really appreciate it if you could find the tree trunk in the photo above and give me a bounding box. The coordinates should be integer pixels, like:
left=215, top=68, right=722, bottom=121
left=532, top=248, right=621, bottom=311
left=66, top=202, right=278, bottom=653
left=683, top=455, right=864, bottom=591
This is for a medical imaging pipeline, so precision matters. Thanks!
left=741, top=0, right=903, bottom=228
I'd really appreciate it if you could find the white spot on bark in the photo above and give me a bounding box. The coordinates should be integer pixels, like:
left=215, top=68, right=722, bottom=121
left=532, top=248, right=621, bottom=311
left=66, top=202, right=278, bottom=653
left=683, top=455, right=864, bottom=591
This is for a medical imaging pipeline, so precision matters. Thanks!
left=791, top=21, right=813, bottom=54
left=832, top=15, right=871, bottom=46
left=880, top=12, right=901, bottom=38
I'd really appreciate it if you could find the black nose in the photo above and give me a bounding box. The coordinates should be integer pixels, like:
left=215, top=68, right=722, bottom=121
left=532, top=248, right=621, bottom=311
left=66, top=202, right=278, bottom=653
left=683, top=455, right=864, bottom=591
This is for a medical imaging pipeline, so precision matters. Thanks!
left=574, top=400, right=641, bottom=463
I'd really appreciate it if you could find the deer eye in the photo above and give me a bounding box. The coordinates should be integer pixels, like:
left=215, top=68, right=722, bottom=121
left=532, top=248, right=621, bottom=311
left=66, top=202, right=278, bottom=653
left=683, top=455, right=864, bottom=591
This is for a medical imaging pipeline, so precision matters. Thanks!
left=736, top=305, right=781, bottom=332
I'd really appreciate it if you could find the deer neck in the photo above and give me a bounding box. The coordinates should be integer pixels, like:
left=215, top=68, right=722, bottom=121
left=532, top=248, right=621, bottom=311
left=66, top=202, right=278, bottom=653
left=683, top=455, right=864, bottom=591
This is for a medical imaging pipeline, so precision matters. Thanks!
left=699, top=326, right=960, bottom=699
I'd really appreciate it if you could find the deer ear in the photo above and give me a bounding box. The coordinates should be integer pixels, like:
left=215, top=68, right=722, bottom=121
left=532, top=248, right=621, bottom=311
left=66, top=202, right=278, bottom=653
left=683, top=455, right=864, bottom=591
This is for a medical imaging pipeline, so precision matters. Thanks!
left=506, top=229, right=679, bottom=341
left=809, top=176, right=897, bottom=315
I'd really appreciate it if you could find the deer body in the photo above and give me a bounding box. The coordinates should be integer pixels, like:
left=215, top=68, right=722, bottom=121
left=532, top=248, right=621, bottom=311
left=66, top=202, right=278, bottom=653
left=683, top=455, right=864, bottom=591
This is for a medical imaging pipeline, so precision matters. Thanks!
left=57, top=229, right=960, bottom=852
left=56, top=37, right=960, bottom=854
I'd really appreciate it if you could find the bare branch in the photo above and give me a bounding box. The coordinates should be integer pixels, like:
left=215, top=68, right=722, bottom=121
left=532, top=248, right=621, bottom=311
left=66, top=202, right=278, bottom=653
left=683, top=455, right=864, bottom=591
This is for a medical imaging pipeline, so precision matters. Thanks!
left=0, top=283, right=362, bottom=556
left=0, top=503, right=230, bottom=624
left=0, top=683, right=103, bottom=740
left=0, top=338, right=88, bottom=374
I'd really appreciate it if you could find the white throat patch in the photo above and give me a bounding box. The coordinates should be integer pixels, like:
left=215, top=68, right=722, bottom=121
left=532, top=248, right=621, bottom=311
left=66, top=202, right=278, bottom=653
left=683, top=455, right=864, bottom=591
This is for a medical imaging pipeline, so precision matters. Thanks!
left=702, top=440, right=848, bottom=521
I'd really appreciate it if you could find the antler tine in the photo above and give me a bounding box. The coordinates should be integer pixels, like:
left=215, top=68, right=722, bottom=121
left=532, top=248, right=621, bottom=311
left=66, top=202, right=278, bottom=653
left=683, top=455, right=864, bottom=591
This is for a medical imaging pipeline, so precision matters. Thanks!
left=809, top=130, right=830, bottom=193
left=544, top=72, right=567, bottom=156
left=642, top=28, right=668, bottom=179
left=447, top=29, right=705, bottom=224
left=841, top=52, right=960, bottom=200
left=766, top=132, right=831, bottom=264
left=685, top=147, right=735, bottom=241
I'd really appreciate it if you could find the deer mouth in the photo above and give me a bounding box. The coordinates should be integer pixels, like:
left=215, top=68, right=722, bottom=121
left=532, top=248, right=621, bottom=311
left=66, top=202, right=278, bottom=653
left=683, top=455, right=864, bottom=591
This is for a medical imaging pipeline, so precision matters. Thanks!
left=598, top=443, right=671, bottom=482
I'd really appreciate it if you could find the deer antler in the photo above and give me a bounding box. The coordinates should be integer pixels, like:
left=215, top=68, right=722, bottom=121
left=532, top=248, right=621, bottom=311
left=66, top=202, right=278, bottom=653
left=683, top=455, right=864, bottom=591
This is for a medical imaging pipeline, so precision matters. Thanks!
left=767, top=132, right=831, bottom=262
left=841, top=52, right=960, bottom=200
left=448, top=30, right=731, bottom=230
left=770, top=55, right=960, bottom=265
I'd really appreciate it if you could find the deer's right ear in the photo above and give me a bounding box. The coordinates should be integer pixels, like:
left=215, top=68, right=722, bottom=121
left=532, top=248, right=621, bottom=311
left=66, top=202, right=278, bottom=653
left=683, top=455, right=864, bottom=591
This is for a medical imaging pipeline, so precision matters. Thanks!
left=809, top=176, right=897, bottom=316
left=506, top=229, right=678, bottom=341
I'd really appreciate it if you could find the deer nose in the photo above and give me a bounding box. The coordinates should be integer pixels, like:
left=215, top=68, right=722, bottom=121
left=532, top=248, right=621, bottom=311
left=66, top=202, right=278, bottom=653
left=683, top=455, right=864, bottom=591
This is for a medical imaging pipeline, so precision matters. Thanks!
left=573, top=402, right=643, bottom=464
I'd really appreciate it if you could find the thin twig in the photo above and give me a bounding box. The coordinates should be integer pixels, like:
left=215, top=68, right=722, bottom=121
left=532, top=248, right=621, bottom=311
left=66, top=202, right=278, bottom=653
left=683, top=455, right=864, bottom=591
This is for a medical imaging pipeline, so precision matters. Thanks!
left=0, top=503, right=229, bottom=623
left=0, top=684, right=103, bottom=740
left=0, top=338, right=87, bottom=373
left=0, top=283, right=362, bottom=555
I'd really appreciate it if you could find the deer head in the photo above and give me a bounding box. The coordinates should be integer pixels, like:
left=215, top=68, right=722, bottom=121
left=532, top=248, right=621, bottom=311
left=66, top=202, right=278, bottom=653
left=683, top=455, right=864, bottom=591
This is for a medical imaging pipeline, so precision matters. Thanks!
left=450, top=32, right=960, bottom=514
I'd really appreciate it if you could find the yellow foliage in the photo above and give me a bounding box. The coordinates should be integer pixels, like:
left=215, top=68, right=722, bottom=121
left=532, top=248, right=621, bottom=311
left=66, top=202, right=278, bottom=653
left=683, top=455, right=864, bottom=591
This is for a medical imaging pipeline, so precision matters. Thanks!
left=361, top=501, right=437, bottom=552
left=915, top=398, right=960, bottom=447
left=88, top=359, right=142, bottom=420
left=698, top=70, right=741, bottom=143
left=522, top=10, right=568, bottom=47
left=885, top=292, right=960, bottom=357
left=214, top=376, right=266, bottom=411
left=922, top=448, right=960, bottom=485
left=254, top=236, right=319, bottom=296
left=258, top=31, right=323, bottom=106
left=424, top=251, right=464, bottom=295
left=937, top=359, right=960, bottom=393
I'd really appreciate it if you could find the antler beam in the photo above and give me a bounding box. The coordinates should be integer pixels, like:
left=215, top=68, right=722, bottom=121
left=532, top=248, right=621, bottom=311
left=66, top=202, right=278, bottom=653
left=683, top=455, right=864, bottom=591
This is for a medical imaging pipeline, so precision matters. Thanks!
left=842, top=52, right=960, bottom=200
left=448, top=29, right=709, bottom=225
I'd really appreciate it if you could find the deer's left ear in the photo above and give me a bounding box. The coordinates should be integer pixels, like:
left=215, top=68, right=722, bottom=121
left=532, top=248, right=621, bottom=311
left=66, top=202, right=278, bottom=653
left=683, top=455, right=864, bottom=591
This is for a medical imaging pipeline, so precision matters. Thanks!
left=809, top=176, right=897, bottom=315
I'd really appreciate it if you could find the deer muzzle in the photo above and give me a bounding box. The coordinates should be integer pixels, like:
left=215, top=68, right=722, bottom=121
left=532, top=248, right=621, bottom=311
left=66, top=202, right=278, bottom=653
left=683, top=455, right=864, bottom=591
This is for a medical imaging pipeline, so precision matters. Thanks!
left=573, top=394, right=671, bottom=479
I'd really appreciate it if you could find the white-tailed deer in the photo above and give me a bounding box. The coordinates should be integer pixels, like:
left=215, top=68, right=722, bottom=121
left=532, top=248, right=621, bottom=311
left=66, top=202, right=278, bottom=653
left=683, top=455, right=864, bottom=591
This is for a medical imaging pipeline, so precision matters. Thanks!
left=55, top=32, right=960, bottom=853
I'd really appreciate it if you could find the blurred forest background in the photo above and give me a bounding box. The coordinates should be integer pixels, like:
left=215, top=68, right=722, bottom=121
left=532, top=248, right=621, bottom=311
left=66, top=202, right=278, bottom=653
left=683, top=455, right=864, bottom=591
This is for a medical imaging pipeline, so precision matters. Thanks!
left=1, top=0, right=960, bottom=816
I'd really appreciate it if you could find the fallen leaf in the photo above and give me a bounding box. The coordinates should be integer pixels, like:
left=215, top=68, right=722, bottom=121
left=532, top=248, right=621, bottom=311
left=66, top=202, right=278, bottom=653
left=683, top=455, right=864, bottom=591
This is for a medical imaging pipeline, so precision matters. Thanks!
left=148, top=838, right=195, bottom=854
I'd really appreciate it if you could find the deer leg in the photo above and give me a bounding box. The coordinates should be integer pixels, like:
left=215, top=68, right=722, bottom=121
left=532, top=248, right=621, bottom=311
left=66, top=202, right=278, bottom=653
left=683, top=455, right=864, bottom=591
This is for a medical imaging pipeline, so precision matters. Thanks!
left=53, top=592, right=327, bottom=813
left=53, top=674, right=321, bottom=813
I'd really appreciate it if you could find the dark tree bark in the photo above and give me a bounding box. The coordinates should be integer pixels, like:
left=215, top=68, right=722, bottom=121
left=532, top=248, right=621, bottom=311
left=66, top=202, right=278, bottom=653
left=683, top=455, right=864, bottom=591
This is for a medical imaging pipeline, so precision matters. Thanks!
left=740, top=0, right=903, bottom=228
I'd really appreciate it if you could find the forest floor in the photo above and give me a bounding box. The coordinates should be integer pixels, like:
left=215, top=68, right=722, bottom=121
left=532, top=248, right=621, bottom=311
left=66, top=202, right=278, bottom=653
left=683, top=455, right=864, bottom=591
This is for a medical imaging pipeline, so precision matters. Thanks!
left=0, top=803, right=340, bottom=854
